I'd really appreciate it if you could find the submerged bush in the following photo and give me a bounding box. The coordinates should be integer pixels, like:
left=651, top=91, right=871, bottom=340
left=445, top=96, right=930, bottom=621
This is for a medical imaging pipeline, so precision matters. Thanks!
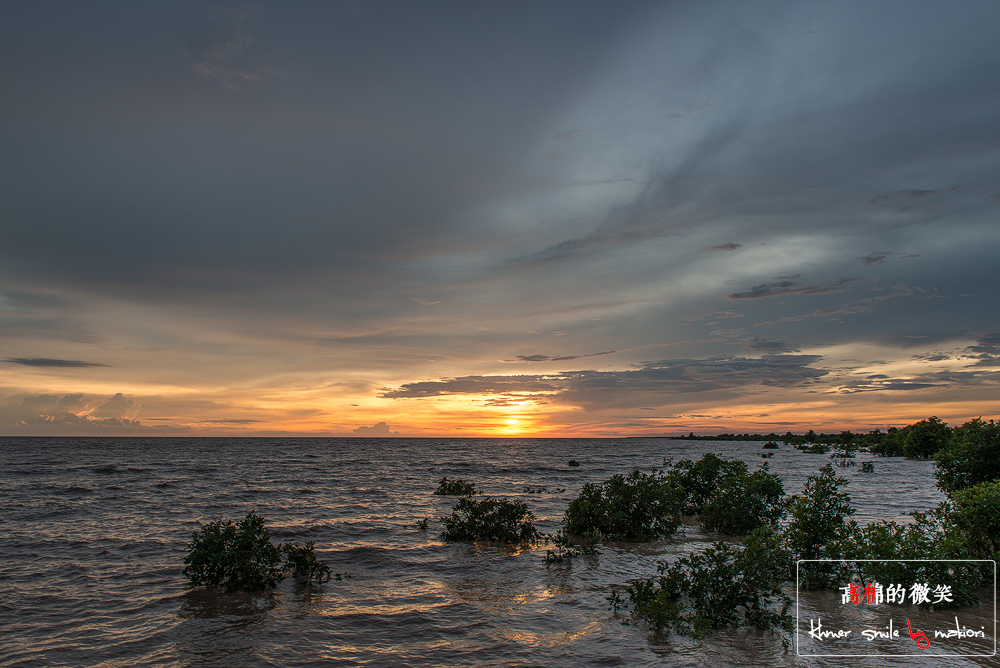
left=786, top=466, right=854, bottom=559
left=943, top=478, right=1000, bottom=560
left=281, top=541, right=332, bottom=584
left=610, top=527, right=792, bottom=646
left=785, top=466, right=855, bottom=589
left=183, top=512, right=332, bottom=592
left=698, top=464, right=788, bottom=535
left=434, top=477, right=477, bottom=496
left=901, top=416, right=952, bottom=459
left=440, top=496, right=541, bottom=543
left=543, top=528, right=601, bottom=564
left=663, top=453, right=735, bottom=515
left=564, top=469, right=683, bottom=541
left=828, top=513, right=982, bottom=608
left=934, top=418, right=1000, bottom=495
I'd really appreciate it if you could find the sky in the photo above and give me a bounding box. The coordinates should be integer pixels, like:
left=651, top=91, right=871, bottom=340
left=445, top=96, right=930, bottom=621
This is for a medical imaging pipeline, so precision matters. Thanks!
left=1, top=0, right=999, bottom=438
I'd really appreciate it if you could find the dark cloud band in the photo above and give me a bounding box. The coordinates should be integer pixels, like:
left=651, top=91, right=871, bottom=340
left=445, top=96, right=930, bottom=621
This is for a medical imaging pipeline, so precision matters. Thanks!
left=4, top=358, right=108, bottom=368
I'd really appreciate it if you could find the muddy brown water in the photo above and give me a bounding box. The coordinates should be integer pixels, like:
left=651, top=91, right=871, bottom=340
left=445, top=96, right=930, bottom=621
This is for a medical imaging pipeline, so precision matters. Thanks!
left=1, top=437, right=994, bottom=666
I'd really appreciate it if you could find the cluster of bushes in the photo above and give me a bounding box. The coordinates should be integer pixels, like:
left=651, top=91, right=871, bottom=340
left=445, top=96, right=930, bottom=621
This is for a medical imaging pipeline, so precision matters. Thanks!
left=562, top=454, right=789, bottom=541
left=613, top=438, right=1000, bottom=642
left=610, top=527, right=793, bottom=646
left=564, top=469, right=684, bottom=541
left=868, top=416, right=953, bottom=458
left=933, top=418, right=1000, bottom=492
left=432, top=454, right=788, bottom=553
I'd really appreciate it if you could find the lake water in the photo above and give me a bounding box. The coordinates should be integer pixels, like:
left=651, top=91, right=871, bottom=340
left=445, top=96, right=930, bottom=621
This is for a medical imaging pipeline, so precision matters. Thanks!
left=0, top=437, right=994, bottom=666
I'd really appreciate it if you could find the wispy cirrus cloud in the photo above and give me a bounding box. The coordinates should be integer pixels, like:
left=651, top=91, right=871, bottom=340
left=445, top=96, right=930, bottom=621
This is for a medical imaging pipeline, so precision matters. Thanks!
left=859, top=251, right=920, bottom=266
left=866, top=187, right=958, bottom=207
left=727, top=277, right=859, bottom=300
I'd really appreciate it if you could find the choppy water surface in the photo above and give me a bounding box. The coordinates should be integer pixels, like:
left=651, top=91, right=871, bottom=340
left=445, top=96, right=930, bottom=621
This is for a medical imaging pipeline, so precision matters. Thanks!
left=0, top=437, right=993, bottom=667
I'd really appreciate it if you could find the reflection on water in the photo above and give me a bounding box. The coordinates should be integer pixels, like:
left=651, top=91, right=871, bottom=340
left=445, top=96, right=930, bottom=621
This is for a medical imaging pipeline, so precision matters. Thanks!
left=0, top=436, right=994, bottom=667
left=177, top=589, right=278, bottom=620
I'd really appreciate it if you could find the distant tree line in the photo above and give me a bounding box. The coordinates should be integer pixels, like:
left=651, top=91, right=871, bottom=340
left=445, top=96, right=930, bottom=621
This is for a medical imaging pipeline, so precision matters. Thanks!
left=671, top=416, right=993, bottom=459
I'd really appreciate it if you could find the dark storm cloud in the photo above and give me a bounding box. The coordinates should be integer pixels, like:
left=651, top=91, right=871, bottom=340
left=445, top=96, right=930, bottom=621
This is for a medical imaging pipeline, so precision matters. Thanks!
left=745, top=337, right=796, bottom=352
left=512, top=4, right=1000, bottom=275
left=962, top=332, right=1000, bottom=366
left=509, top=350, right=616, bottom=363
left=836, top=366, right=1000, bottom=394
left=4, top=358, right=108, bottom=368
left=727, top=277, right=859, bottom=300
left=0, top=1, right=656, bottom=296
left=380, top=375, right=563, bottom=399
left=866, top=187, right=957, bottom=206
left=859, top=251, right=920, bottom=266
left=710, top=243, right=742, bottom=251
left=383, top=354, right=827, bottom=408
left=912, top=352, right=952, bottom=362
left=837, top=379, right=943, bottom=393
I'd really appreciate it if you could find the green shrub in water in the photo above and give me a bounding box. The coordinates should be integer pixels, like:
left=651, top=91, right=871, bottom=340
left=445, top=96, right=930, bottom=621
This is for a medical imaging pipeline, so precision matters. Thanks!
left=564, top=469, right=683, bottom=541
left=827, top=512, right=983, bottom=608
left=433, top=477, right=477, bottom=496
left=698, top=463, right=788, bottom=535
left=943, top=478, right=1000, bottom=560
left=785, top=465, right=855, bottom=589
left=610, top=527, right=792, bottom=646
left=183, top=511, right=331, bottom=592
left=664, top=453, right=747, bottom=515
left=901, top=415, right=952, bottom=459
left=440, top=496, right=542, bottom=543
left=934, top=418, right=1000, bottom=495
left=281, top=541, right=332, bottom=584
left=543, top=528, right=601, bottom=564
